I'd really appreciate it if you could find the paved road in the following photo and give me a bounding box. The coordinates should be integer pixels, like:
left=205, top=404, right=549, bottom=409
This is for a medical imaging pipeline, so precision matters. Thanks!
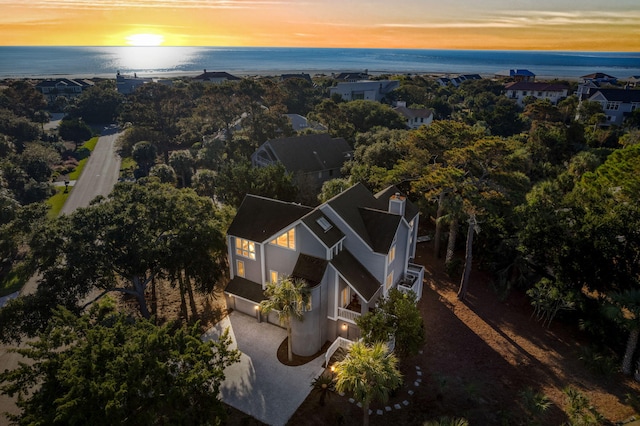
left=60, top=127, right=122, bottom=215
left=0, top=127, right=122, bottom=421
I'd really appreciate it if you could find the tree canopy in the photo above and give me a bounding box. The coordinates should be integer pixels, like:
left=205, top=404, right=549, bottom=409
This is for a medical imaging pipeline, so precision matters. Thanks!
left=0, top=302, right=240, bottom=425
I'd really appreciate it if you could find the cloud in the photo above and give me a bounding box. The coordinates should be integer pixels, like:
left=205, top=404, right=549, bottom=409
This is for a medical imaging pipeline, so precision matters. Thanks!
left=377, top=10, right=640, bottom=30
left=0, top=0, right=295, bottom=10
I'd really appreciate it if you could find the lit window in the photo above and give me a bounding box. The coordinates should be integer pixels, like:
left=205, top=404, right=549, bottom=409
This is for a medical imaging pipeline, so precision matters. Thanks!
left=237, top=260, right=245, bottom=277
left=270, top=270, right=279, bottom=284
left=386, top=271, right=394, bottom=290
left=388, top=245, right=396, bottom=265
left=235, top=238, right=256, bottom=259
left=270, top=228, right=296, bottom=250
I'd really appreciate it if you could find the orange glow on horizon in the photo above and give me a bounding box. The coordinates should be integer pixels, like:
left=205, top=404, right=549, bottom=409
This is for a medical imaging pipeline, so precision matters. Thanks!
left=0, top=2, right=639, bottom=51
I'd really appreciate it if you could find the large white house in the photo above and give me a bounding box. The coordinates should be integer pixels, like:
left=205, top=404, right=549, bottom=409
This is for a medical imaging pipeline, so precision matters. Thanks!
left=586, top=89, right=640, bottom=126
left=329, top=80, right=399, bottom=102
left=504, top=81, right=569, bottom=106
left=224, top=183, right=424, bottom=356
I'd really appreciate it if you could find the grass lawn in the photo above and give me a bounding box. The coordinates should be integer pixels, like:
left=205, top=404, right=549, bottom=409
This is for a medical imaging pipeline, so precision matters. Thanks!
left=0, top=261, right=35, bottom=297
left=68, top=136, right=99, bottom=180
left=46, top=186, right=70, bottom=218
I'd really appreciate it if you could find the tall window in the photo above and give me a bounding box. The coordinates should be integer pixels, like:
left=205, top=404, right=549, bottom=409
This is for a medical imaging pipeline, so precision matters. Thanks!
left=388, top=245, right=396, bottom=265
left=340, top=287, right=350, bottom=308
left=385, top=271, right=394, bottom=290
left=270, top=270, right=279, bottom=284
left=270, top=228, right=296, bottom=250
left=235, top=238, right=256, bottom=259
left=236, top=260, right=245, bottom=278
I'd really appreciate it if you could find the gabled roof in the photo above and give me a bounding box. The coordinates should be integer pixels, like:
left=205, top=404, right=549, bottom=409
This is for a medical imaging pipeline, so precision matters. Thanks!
left=334, top=72, right=369, bottom=81
left=581, top=72, right=617, bottom=80
left=193, top=70, right=241, bottom=81
left=394, top=105, right=433, bottom=120
left=588, top=88, right=640, bottom=103
left=504, top=81, right=568, bottom=92
left=292, top=254, right=328, bottom=288
left=301, top=210, right=345, bottom=248
left=228, top=195, right=312, bottom=242
left=36, top=78, right=86, bottom=88
left=324, top=183, right=416, bottom=254
left=281, top=73, right=312, bottom=83
left=330, top=249, right=380, bottom=302
left=259, top=133, right=352, bottom=173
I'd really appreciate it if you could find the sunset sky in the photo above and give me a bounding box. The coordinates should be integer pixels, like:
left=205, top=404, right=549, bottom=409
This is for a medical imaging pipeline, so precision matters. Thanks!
left=1, top=0, right=639, bottom=50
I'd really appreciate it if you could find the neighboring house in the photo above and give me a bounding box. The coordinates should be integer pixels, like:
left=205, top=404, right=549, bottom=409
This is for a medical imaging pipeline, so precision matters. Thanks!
left=393, top=101, right=433, bottom=129
left=580, top=72, right=617, bottom=85
left=251, top=133, right=352, bottom=189
left=36, top=78, right=94, bottom=103
left=328, top=80, right=400, bottom=102
left=193, top=70, right=241, bottom=84
left=585, top=88, right=640, bottom=126
left=495, top=69, right=536, bottom=82
left=436, top=74, right=482, bottom=87
left=284, top=114, right=327, bottom=132
left=281, top=73, right=312, bottom=83
left=224, top=183, right=424, bottom=356
left=627, top=76, right=640, bottom=88
left=333, top=71, right=370, bottom=82
left=577, top=80, right=602, bottom=100
left=504, top=81, right=569, bottom=106
left=116, top=72, right=153, bottom=94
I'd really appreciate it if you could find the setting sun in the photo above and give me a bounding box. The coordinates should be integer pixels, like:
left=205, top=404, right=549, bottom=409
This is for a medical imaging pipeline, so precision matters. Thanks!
left=126, top=33, right=165, bottom=46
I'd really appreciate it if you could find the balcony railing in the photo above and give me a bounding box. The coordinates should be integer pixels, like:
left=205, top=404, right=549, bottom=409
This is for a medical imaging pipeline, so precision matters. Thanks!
left=397, top=263, right=424, bottom=301
left=337, top=307, right=361, bottom=324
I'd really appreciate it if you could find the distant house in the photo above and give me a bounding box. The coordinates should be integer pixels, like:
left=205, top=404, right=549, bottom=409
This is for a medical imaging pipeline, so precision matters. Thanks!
left=36, top=78, right=94, bottom=103
left=284, top=114, right=326, bottom=132
left=585, top=88, right=640, bottom=125
left=393, top=101, right=433, bottom=129
left=193, top=70, right=241, bottom=84
left=577, top=80, right=602, bottom=100
left=580, top=73, right=617, bottom=85
left=116, top=72, right=153, bottom=95
left=495, top=69, right=536, bottom=82
left=224, top=183, right=424, bottom=355
left=333, top=71, right=370, bottom=82
left=436, top=74, right=482, bottom=87
left=504, top=81, right=568, bottom=106
left=251, top=133, right=352, bottom=189
left=328, top=80, right=400, bottom=102
left=281, top=73, right=312, bottom=83
left=627, top=76, right=640, bottom=88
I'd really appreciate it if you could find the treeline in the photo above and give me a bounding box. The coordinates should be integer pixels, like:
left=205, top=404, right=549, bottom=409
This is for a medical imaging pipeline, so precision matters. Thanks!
left=2, top=73, right=640, bottom=382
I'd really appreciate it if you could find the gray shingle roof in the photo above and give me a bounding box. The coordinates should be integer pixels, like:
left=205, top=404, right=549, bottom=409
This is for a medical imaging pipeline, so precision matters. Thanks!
left=301, top=210, right=345, bottom=248
left=227, top=195, right=313, bottom=242
left=325, top=183, right=416, bottom=254
left=292, top=254, right=328, bottom=288
left=225, top=276, right=266, bottom=303
left=260, top=134, right=352, bottom=174
left=591, top=88, right=640, bottom=103
left=330, top=249, right=380, bottom=302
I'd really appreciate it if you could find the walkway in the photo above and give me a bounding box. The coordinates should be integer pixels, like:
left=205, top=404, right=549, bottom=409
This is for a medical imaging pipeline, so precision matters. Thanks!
left=203, top=311, right=325, bottom=426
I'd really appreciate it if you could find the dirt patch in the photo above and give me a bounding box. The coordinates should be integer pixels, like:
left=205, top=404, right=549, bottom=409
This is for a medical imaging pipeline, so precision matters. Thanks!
left=288, top=243, right=640, bottom=425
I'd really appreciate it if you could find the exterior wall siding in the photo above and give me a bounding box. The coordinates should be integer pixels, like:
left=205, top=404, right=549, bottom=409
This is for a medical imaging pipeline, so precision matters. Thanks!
left=229, top=237, right=263, bottom=283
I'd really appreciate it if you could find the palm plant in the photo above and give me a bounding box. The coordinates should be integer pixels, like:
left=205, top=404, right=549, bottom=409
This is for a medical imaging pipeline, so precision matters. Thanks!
left=602, top=289, right=640, bottom=376
left=259, top=276, right=310, bottom=363
left=311, top=373, right=335, bottom=406
left=333, top=341, right=402, bottom=426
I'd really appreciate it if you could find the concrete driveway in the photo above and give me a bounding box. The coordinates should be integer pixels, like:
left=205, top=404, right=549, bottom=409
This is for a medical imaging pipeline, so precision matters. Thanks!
left=204, top=311, right=325, bottom=426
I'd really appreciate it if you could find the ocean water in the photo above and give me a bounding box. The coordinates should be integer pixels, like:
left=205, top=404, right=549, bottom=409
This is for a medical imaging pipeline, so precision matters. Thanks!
left=1, top=46, right=639, bottom=80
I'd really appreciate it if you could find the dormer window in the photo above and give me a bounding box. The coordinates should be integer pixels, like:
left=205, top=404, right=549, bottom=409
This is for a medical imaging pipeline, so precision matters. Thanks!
left=270, top=228, right=296, bottom=250
left=316, top=217, right=333, bottom=232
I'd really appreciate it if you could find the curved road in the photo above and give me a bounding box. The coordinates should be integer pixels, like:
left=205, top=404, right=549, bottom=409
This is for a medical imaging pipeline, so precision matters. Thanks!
left=0, top=127, right=122, bottom=420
